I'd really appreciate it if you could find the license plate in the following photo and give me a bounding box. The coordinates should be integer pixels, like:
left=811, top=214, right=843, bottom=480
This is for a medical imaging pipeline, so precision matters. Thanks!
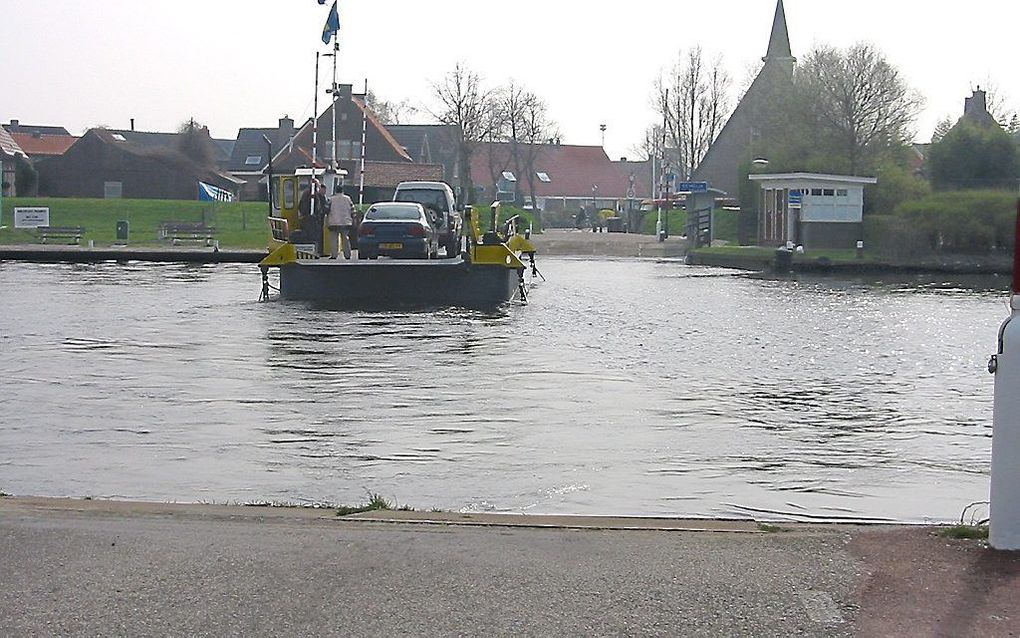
left=379, top=243, right=403, bottom=250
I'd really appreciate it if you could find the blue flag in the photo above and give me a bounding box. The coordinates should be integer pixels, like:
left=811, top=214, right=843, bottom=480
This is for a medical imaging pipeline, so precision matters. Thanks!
left=321, top=1, right=339, bottom=44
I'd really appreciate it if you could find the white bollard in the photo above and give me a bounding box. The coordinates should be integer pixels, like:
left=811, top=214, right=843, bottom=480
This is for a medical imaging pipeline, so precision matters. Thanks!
left=990, top=202, right=1020, bottom=551
left=991, top=296, right=1020, bottom=550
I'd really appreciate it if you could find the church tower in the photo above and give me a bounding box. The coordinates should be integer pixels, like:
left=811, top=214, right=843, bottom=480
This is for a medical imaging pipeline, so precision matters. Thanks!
left=691, top=0, right=795, bottom=198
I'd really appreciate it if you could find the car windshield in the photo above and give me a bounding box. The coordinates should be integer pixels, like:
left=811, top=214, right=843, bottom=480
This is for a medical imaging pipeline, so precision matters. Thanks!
left=395, top=189, right=449, bottom=214
left=364, top=206, right=422, bottom=221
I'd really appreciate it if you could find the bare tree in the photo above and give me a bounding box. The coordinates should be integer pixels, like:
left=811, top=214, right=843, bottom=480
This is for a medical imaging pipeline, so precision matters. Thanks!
left=176, top=118, right=215, bottom=167
left=485, top=82, right=558, bottom=210
left=364, top=90, right=418, bottom=125
left=979, top=80, right=1017, bottom=126
left=515, top=91, right=557, bottom=211
left=654, top=46, right=732, bottom=179
left=931, top=116, right=954, bottom=144
left=795, top=43, right=922, bottom=174
left=430, top=63, right=495, bottom=204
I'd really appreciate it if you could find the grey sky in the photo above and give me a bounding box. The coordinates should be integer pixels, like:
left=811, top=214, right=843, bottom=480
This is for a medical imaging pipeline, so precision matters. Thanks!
left=3, top=0, right=1017, bottom=160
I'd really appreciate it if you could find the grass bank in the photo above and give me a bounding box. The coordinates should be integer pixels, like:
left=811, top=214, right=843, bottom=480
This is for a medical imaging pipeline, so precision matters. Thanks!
left=1, top=197, right=271, bottom=249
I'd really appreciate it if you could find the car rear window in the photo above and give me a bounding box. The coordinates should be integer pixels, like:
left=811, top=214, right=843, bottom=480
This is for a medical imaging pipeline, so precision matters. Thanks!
left=365, top=206, right=421, bottom=221
left=395, top=189, right=450, bottom=213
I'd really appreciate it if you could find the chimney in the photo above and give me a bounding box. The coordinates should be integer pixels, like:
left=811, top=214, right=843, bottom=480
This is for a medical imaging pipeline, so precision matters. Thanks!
left=965, top=87, right=988, bottom=118
left=130, top=118, right=135, bottom=131
left=339, top=84, right=353, bottom=102
left=10, top=119, right=18, bottom=128
left=279, top=115, right=295, bottom=141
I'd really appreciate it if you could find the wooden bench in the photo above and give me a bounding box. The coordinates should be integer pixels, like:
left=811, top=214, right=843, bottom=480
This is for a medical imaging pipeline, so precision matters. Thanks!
left=36, top=226, right=85, bottom=245
left=158, top=222, right=217, bottom=246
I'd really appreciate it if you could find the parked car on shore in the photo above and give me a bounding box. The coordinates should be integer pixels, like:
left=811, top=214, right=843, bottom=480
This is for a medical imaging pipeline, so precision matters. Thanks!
left=357, top=202, right=437, bottom=259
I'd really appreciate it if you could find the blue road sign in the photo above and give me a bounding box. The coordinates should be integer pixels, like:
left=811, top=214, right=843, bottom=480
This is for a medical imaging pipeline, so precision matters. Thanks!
left=789, top=189, right=803, bottom=205
left=677, top=181, right=708, bottom=193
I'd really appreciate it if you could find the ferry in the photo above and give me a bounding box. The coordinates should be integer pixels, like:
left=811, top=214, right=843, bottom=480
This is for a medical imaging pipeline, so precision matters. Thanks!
left=257, top=171, right=539, bottom=308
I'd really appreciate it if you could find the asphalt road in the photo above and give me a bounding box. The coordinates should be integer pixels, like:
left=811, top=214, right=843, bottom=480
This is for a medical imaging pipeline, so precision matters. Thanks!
left=0, top=501, right=860, bottom=637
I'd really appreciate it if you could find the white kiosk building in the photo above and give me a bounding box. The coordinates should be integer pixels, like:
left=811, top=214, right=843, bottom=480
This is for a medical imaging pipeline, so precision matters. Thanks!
left=749, top=173, right=877, bottom=249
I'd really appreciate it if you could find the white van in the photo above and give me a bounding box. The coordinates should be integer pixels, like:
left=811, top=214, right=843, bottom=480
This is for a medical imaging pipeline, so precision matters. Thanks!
left=393, top=181, right=463, bottom=258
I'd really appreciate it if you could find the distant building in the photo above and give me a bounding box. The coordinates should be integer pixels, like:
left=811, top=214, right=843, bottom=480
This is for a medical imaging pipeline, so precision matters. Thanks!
left=961, top=88, right=1001, bottom=130
left=387, top=124, right=462, bottom=194
left=264, top=85, right=444, bottom=202
left=2, top=119, right=79, bottom=195
left=691, top=0, right=796, bottom=197
left=224, top=116, right=298, bottom=201
left=470, top=142, right=634, bottom=216
left=98, top=127, right=234, bottom=168
left=749, top=173, right=877, bottom=249
left=8, top=131, right=77, bottom=163
left=0, top=127, right=26, bottom=197
left=38, top=129, right=242, bottom=200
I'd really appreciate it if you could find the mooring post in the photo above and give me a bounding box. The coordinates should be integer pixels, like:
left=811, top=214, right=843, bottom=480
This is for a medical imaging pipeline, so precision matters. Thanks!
left=990, top=199, right=1020, bottom=550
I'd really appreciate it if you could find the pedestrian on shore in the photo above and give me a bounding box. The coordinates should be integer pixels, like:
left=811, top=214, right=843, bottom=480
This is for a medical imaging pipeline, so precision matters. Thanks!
left=576, top=206, right=587, bottom=229
left=327, top=184, right=355, bottom=259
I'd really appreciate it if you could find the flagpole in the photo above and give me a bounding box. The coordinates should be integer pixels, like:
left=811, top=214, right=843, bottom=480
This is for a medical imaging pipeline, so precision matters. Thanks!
left=311, top=51, right=321, bottom=223
left=359, top=78, right=368, bottom=206
left=332, top=38, right=339, bottom=178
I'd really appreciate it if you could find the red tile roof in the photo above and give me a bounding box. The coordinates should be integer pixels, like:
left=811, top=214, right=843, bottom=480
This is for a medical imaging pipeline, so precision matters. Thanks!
left=363, top=161, right=443, bottom=187
left=11, top=133, right=77, bottom=157
left=470, top=143, right=634, bottom=198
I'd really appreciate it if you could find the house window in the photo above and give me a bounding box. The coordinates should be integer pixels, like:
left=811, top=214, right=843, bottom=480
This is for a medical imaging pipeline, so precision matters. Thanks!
left=836, top=189, right=848, bottom=197
left=104, top=181, right=123, bottom=199
left=245, top=155, right=262, bottom=165
left=502, top=171, right=517, bottom=182
left=336, top=141, right=362, bottom=160
left=823, top=189, right=835, bottom=196
left=111, top=134, right=126, bottom=142
left=811, top=188, right=823, bottom=196
left=537, top=172, right=551, bottom=183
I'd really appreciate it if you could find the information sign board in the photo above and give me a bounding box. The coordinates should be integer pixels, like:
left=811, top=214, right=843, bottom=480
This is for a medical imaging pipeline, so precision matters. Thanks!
left=14, top=207, right=50, bottom=228
left=677, top=181, right=708, bottom=193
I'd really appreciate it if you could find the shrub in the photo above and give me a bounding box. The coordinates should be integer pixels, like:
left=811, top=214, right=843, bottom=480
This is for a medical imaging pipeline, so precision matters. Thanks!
left=893, top=190, right=1017, bottom=254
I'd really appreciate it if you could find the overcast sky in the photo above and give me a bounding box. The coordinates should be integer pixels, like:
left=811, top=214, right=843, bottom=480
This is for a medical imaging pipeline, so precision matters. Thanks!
left=3, top=0, right=1018, bottom=159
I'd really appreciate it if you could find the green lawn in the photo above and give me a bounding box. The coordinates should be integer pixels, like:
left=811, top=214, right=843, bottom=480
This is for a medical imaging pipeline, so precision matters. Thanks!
left=0, top=197, right=272, bottom=249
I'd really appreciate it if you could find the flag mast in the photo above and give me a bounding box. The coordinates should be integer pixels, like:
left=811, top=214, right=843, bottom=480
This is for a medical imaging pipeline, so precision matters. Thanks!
left=332, top=35, right=339, bottom=180
left=359, top=78, right=368, bottom=206
left=311, top=51, right=320, bottom=219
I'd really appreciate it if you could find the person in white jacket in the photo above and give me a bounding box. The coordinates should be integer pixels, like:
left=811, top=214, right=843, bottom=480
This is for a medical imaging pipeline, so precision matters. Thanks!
left=326, top=184, right=355, bottom=259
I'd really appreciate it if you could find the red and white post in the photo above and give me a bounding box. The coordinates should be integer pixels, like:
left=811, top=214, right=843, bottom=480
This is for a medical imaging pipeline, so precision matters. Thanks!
left=990, top=200, right=1020, bottom=550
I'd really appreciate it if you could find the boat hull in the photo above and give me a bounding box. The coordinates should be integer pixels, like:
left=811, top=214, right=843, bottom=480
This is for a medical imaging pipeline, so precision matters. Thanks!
left=278, top=257, right=521, bottom=308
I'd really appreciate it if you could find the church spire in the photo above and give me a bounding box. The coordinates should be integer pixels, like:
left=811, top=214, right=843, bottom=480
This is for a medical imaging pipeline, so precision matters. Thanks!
left=764, top=0, right=794, bottom=62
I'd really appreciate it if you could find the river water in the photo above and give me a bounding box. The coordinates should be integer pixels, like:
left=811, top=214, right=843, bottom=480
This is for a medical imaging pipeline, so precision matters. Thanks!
left=0, top=258, right=1008, bottom=522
